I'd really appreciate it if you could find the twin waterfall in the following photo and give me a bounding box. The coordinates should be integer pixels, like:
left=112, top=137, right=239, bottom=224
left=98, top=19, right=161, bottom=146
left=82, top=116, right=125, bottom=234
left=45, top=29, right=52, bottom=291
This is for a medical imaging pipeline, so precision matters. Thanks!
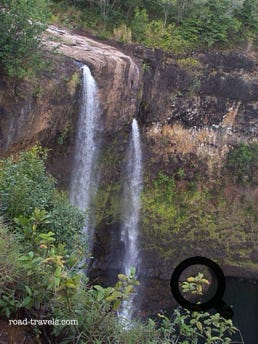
left=70, top=65, right=143, bottom=320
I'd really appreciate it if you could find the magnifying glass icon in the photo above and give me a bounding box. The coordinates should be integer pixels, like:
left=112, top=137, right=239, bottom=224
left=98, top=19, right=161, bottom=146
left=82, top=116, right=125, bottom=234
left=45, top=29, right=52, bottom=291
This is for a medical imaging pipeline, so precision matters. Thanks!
left=170, top=256, right=234, bottom=319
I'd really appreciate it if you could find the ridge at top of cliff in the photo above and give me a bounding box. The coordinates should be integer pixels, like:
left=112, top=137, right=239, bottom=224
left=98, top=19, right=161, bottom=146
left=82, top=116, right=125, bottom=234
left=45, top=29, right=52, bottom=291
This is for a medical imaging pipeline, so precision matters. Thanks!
left=44, top=25, right=141, bottom=132
left=45, top=25, right=139, bottom=85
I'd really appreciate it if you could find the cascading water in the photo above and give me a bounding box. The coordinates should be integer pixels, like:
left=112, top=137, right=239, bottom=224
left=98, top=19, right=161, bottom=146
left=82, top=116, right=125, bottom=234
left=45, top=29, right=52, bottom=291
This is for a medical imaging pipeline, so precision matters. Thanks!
left=70, top=65, right=101, bottom=251
left=120, top=118, right=143, bottom=321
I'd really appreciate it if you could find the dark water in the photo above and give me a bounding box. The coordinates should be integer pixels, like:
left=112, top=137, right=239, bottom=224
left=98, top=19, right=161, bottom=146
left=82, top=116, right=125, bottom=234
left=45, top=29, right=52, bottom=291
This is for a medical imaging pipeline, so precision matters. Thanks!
left=224, top=278, right=258, bottom=344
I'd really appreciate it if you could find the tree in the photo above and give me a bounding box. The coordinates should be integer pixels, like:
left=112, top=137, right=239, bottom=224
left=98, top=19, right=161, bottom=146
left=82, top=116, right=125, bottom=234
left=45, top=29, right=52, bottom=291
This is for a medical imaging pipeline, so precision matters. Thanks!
left=120, top=0, right=143, bottom=18
left=131, top=8, right=149, bottom=41
left=0, top=146, right=85, bottom=248
left=174, top=0, right=195, bottom=23
left=236, top=0, right=258, bottom=35
left=0, top=0, right=49, bottom=78
left=155, top=0, right=175, bottom=26
left=94, top=0, right=121, bottom=21
left=181, top=0, right=241, bottom=46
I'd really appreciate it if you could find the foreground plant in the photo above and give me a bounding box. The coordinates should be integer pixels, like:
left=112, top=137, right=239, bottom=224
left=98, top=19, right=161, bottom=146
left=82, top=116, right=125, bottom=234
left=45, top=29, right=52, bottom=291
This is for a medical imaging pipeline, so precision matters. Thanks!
left=158, top=308, right=239, bottom=344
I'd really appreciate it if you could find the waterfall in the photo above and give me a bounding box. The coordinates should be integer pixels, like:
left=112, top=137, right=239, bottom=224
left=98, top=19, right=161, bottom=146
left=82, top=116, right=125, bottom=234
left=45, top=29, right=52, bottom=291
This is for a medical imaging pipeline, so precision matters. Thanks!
left=70, top=65, right=101, bottom=251
left=120, top=118, right=143, bottom=321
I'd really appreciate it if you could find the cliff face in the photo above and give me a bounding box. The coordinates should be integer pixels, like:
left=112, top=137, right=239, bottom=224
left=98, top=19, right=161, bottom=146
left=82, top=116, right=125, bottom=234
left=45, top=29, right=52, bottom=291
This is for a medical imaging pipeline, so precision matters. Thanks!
left=1, top=27, right=257, bottom=171
left=133, top=46, right=257, bottom=175
left=0, top=55, right=80, bottom=156
left=0, top=26, right=257, bottom=314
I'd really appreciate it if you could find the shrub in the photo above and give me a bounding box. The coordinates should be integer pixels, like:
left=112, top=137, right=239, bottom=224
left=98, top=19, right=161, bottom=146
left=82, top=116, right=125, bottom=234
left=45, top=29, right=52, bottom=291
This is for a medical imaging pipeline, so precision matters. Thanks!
left=226, top=142, right=258, bottom=183
left=177, top=57, right=201, bottom=70
left=131, top=9, right=192, bottom=54
left=0, top=154, right=240, bottom=343
left=131, top=7, right=149, bottom=42
left=158, top=307, right=237, bottom=344
left=0, top=219, right=21, bottom=300
left=113, top=24, right=132, bottom=43
left=0, top=146, right=85, bottom=249
left=0, top=211, right=85, bottom=322
left=49, top=191, right=85, bottom=250
left=0, top=147, right=55, bottom=218
left=144, top=20, right=174, bottom=52
left=235, top=0, right=258, bottom=38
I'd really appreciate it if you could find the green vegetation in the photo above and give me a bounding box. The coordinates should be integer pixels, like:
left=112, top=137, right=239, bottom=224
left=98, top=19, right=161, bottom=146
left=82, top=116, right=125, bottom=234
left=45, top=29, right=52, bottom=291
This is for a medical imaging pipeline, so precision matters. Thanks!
left=57, top=122, right=72, bottom=145
left=0, top=146, right=84, bottom=249
left=0, top=0, right=50, bottom=78
left=140, top=171, right=257, bottom=269
left=0, top=215, right=139, bottom=343
left=0, top=149, right=240, bottom=343
left=50, top=0, right=258, bottom=53
left=226, top=142, right=258, bottom=183
left=160, top=308, right=237, bottom=344
left=142, top=172, right=183, bottom=234
left=90, top=164, right=257, bottom=283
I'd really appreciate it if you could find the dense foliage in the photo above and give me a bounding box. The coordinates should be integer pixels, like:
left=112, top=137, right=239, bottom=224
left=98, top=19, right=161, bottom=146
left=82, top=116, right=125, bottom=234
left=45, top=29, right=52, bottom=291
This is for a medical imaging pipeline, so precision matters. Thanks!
left=0, top=0, right=49, bottom=78
left=0, top=0, right=255, bottom=340
left=0, top=146, right=84, bottom=249
left=226, top=142, right=258, bottom=183
left=51, top=0, right=258, bottom=53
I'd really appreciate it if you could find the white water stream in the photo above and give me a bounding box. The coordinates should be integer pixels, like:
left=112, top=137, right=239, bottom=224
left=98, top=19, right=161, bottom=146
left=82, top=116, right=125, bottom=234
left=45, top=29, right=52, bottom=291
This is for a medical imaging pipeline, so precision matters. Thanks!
left=70, top=65, right=101, bottom=251
left=120, top=119, right=143, bottom=320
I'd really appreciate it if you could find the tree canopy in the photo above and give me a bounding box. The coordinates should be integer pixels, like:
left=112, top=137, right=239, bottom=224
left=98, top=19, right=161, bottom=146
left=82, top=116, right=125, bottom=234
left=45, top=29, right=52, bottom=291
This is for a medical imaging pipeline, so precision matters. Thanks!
left=0, top=0, right=49, bottom=78
left=52, top=0, right=258, bottom=52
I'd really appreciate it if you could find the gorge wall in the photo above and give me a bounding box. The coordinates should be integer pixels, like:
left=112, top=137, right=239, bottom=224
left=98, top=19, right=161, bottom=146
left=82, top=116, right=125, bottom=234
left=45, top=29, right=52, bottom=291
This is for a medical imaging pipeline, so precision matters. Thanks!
left=0, top=26, right=257, bottom=314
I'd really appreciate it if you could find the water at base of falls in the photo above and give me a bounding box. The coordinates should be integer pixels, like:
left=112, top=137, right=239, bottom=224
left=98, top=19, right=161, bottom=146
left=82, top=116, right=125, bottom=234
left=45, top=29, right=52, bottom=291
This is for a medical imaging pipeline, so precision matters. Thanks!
left=70, top=65, right=101, bottom=252
left=119, top=118, right=143, bottom=322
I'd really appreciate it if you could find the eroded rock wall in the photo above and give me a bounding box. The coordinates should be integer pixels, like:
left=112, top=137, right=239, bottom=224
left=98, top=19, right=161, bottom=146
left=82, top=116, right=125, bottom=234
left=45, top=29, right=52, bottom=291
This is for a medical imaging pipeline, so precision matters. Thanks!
left=132, top=46, right=257, bottom=175
left=0, top=55, right=80, bottom=156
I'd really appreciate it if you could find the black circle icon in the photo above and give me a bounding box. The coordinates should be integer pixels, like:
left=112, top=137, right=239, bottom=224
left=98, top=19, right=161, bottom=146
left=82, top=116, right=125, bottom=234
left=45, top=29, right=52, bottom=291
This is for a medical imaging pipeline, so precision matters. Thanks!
left=170, top=256, right=233, bottom=318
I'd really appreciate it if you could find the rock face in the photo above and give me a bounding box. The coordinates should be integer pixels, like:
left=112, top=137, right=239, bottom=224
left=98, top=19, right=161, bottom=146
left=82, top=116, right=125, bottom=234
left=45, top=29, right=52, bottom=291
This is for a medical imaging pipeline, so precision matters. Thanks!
left=132, top=46, right=258, bottom=174
left=45, top=26, right=141, bottom=133
left=0, top=55, right=80, bottom=157
left=0, top=26, right=257, bottom=314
